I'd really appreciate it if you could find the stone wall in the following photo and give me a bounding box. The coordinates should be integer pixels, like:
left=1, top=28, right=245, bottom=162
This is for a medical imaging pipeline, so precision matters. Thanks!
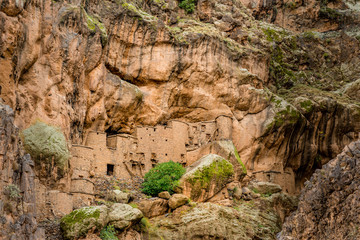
left=72, top=117, right=234, bottom=181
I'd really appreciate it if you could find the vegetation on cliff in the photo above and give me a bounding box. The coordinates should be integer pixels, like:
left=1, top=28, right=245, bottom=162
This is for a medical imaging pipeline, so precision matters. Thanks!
left=21, top=121, right=70, bottom=175
left=142, top=161, right=186, bottom=196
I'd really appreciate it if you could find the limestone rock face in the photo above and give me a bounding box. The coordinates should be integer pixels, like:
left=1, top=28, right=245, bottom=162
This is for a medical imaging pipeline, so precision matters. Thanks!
left=168, top=194, right=189, bottom=209
left=180, top=154, right=234, bottom=202
left=280, top=140, right=360, bottom=239
left=137, top=198, right=169, bottom=218
left=0, top=103, right=44, bottom=239
left=148, top=202, right=281, bottom=240
left=187, top=140, right=247, bottom=181
left=0, top=0, right=359, bottom=200
left=1, top=0, right=360, bottom=237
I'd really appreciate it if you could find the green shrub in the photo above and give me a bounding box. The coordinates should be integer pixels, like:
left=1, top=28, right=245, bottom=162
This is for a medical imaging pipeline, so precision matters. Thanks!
left=179, top=0, right=197, bottom=13
left=142, top=161, right=186, bottom=196
left=21, top=121, right=70, bottom=175
left=100, top=225, right=118, bottom=240
left=4, top=184, right=21, bottom=200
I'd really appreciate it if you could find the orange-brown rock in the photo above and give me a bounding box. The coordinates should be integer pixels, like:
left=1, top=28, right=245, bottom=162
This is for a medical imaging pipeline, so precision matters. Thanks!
left=0, top=0, right=360, bottom=238
left=158, top=191, right=171, bottom=200
left=168, top=194, right=189, bottom=209
left=137, top=198, right=169, bottom=218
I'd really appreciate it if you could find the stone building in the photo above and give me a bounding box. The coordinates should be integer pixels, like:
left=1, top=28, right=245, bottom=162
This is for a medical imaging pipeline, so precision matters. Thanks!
left=70, top=116, right=233, bottom=181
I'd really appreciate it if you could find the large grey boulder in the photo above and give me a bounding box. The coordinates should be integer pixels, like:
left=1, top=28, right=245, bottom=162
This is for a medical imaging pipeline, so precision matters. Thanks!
left=108, top=190, right=131, bottom=203
left=60, top=206, right=108, bottom=239
left=108, top=203, right=143, bottom=229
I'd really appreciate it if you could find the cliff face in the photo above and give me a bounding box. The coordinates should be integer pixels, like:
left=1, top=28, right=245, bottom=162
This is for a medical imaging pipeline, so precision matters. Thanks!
left=280, top=140, right=360, bottom=239
left=0, top=102, right=43, bottom=239
left=0, top=0, right=360, bottom=238
left=1, top=0, right=359, bottom=193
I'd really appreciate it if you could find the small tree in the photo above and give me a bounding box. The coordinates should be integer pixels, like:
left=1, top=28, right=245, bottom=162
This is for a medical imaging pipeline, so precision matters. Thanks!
left=179, top=0, right=197, bottom=13
left=142, top=161, right=186, bottom=196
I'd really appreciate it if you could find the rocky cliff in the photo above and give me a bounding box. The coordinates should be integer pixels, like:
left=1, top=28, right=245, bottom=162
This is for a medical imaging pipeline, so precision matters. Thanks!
left=0, top=102, right=44, bottom=239
left=280, top=140, right=360, bottom=239
left=1, top=0, right=359, bottom=193
left=0, top=0, right=360, bottom=239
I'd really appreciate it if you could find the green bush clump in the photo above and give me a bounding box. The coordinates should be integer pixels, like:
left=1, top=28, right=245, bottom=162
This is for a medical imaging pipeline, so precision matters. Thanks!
left=179, top=0, right=197, bottom=13
left=5, top=184, right=21, bottom=200
left=100, top=225, right=118, bottom=240
left=142, top=161, right=186, bottom=196
left=21, top=121, right=70, bottom=174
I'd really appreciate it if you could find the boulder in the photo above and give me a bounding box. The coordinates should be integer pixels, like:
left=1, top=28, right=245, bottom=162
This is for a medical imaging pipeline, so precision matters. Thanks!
left=248, top=181, right=282, bottom=195
left=233, top=187, right=243, bottom=200
left=227, top=182, right=242, bottom=200
left=108, top=203, right=143, bottom=230
left=158, top=191, right=171, bottom=199
left=186, top=140, right=247, bottom=181
left=137, top=198, right=169, bottom=218
left=60, top=206, right=108, bottom=239
left=168, top=194, right=189, bottom=209
left=149, top=202, right=281, bottom=240
left=108, top=190, right=131, bottom=203
left=180, top=154, right=234, bottom=202
left=241, top=187, right=252, bottom=201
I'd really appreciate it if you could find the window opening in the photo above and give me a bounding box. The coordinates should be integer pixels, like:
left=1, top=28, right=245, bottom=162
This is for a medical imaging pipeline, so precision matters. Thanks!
left=107, top=164, right=114, bottom=176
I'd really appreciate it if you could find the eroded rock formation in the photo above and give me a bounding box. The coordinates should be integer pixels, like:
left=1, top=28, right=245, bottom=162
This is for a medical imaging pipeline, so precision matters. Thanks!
left=0, top=103, right=44, bottom=239
left=0, top=0, right=360, bottom=239
left=1, top=0, right=358, bottom=199
left=280, top=140, right=360, bottom=239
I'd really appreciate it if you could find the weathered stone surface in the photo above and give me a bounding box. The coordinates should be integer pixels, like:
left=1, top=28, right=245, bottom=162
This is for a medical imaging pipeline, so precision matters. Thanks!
left=60, top=206, right=108, bottom=240
left=108, top=203, right=143, bottom=230
left=158, top=191, right=171, bottom=200
left=108, top=190, right=131, bottom=203
left=280, top=140, right=360, bottom=240
left=148, top=202, right=281, bottom=240
left=0, top=103, right=44, bottom=239
left=138, top=198, right=168, bottom=218
left=187, top=140, right=247, bottom=181
left=227, top=181, right=242, bottom=200
left=168, top=194, right=189, bottom=209
left=248, top=181, right=282, bottom=195
left=241, top=187, right=253, bottom=201
left=1, top=0, right=360, bottom=237
left=181, top=154, right=234, bottom=202
left=269, top=193, right=298, bottom=223
left=48, top=190, right=73, bottom=217
left=118, top=229, right=141, bottom=240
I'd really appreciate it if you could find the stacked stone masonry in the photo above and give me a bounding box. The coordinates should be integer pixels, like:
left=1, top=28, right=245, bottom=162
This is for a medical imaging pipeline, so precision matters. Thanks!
left=59, top=115, right=300, bottom=216
left=71, top=116, right=233, bottom=181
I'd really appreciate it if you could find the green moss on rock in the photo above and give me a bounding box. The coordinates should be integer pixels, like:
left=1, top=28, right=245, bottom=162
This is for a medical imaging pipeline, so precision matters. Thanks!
left=82, top=8, right=108, bottom=45
left=61, top=206, right=106, bottom=239
left=22, top=121, right=70, bottom=174
left=299, top=99, right=314, bottom=113
left=186, top=155, right=234, bottom=200
left=234, top=147, right=247, bottom=175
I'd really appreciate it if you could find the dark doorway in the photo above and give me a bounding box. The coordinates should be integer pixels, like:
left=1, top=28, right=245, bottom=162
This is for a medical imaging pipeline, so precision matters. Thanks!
left=107, top=164, right=114, bottom=176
